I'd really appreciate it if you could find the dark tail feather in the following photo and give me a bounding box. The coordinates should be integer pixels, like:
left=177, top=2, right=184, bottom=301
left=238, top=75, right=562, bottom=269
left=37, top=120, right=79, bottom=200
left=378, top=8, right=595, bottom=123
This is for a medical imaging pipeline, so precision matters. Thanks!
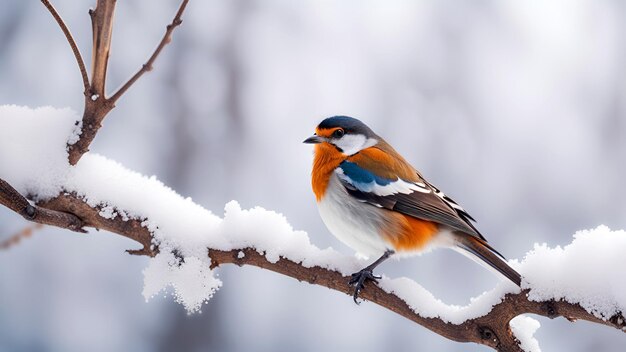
left=453, top=233, right=521, bottom=287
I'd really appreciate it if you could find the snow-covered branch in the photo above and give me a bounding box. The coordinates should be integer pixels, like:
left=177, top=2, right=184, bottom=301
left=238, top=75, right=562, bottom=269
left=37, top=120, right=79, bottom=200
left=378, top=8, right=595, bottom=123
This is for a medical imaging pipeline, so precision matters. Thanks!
left=1, top=105, right=625, bottom=351
left=209, top=249, right=626, bottom=352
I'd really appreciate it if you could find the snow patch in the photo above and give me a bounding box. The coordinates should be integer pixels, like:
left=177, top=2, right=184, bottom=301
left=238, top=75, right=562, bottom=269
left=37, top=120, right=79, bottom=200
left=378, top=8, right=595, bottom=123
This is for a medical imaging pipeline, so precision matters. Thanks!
left=67, top=120, right=82, bottom=145
left=521, top=226, right=626, bottom=320
left=379, top=277, right=518, bottom=324
left=142, top=251, right=221, bottom=313
left=510, top=315, right=541, bottom=352
left=0, top=105, right=76, bottom=200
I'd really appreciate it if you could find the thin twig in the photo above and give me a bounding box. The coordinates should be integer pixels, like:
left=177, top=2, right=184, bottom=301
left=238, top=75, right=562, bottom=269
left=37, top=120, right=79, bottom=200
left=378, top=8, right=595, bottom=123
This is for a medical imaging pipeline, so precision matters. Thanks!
left=109, top=0, right=189, bottom=103
left=40, top=0, right=90, bottom=94
left=0, top=224, right=43, bottom=250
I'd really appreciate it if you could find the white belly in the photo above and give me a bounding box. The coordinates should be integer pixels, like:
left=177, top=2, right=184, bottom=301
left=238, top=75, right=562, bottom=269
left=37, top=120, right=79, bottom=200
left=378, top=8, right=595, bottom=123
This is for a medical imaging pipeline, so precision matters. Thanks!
left=317, top=175, right=391, bottom=258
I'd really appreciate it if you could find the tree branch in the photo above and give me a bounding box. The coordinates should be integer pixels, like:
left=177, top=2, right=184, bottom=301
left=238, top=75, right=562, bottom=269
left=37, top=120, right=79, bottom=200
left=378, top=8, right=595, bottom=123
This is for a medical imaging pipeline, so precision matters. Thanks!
left=109, top=0, right=190, bottom=104
left=0, top=179, right=85, bottom=232
left=39, top=193, right=155, bottom=256
left=88, top=0, right=116, bottom=98
left=63, top=0, right=117, bottom=166
left=209, top=251, right=626, bottom=351
left=0, top=179, right=623, bottom=351
left=40, top=0, right=90, bottom=94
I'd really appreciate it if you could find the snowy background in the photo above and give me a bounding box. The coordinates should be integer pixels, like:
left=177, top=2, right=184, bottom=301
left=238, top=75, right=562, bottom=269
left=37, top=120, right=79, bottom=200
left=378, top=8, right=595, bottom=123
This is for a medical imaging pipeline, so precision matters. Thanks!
left=1, top=0, right=626, bottom=351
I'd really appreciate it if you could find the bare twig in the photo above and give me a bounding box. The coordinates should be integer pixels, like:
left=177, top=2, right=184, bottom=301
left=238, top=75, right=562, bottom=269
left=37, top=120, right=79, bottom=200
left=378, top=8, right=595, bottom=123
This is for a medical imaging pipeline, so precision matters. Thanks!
left=109, top=0, right=190, bottom=103
left=0, top=224, right=43, bottom=250
left=0, top=178, right=623, bottom=351
left=40, top=0, right=90, bottom=93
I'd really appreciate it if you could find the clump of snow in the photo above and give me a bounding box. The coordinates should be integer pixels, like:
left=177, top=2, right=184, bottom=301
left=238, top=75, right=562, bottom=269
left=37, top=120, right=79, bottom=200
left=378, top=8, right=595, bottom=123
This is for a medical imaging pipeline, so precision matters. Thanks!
left=212, top=201, right=361, bottom=274
left=510, top=315, right=541, bottom=352
left=0, top=105, right=77, bottom=200
left=67, top=120, right=82, bottom=146
left=143, top=251, right=221, bottom=313
left=379, top=277, right=518, bottom=324
left=520, top=225, right=626, bottom=320
left=98, top=205, right=117, bottom=219
left=142, top=200, right=363, bottom=312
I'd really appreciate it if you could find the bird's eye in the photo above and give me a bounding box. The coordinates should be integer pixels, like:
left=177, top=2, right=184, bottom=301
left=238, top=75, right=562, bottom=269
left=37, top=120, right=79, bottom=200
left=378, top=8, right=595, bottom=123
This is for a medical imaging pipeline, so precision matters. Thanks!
left=332, top=129, right=345, bottom=138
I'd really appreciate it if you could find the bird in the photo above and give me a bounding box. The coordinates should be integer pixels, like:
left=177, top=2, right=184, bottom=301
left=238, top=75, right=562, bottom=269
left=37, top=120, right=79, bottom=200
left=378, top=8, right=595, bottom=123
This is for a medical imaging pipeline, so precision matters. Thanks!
left=303, top=116, right=521, bottom=303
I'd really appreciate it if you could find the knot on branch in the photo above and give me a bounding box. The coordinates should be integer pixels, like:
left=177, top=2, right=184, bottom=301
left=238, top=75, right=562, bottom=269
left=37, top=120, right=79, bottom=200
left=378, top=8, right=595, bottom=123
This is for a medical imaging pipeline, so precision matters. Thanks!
left=167, top=19, right=183, bottom=31
left=609, top=314, right=626, bottom=328
left=542, top=301, right=558, bottom=318
left=24, top=204, right=36, bottom=219
left=478, top=326, right=498, bottom=344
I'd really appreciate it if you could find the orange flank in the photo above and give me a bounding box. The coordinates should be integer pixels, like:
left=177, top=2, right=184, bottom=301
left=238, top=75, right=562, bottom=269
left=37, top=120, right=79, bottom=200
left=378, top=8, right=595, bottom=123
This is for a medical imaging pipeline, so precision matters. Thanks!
left=348, top=145, right=419, bottom=182
left=383, top=213, right=439, bottom=251
left=312, top=142, right=345, bottom=201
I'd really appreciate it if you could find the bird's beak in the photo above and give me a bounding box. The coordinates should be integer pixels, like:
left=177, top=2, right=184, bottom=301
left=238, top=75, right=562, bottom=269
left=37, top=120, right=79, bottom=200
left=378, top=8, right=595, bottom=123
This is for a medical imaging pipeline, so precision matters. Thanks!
left=303, top=135, right=325, bottom=144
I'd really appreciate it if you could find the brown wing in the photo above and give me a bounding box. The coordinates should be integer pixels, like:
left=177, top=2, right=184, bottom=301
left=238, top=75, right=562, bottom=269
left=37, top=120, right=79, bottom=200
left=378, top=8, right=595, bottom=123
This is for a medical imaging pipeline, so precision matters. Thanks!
left=339, top=145, right=485, bottom=241
left=342, top=177, right=485, bottom=240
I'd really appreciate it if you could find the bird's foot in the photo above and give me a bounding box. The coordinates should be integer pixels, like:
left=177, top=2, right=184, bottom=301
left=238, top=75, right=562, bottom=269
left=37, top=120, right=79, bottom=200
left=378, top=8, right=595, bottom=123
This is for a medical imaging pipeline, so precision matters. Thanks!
left=348, top=268, right=381, bottom=304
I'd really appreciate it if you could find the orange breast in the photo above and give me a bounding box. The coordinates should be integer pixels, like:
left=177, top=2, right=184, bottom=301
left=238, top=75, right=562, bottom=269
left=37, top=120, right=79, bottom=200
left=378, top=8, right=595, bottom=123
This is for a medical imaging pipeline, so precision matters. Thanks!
left=311, top=143, right=345, bottom=201
left=382, top=212, right=439, bottom=251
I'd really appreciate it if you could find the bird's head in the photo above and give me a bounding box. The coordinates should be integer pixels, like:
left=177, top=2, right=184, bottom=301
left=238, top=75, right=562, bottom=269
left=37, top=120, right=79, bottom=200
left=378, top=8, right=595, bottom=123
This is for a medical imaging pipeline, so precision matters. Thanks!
left=303, top=116, right=379, bottom=156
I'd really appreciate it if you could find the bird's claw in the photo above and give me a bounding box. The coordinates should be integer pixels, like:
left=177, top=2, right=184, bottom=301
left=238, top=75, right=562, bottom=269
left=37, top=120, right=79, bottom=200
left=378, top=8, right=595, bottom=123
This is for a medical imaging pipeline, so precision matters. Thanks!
left=348, top=268, right=381, bottom=304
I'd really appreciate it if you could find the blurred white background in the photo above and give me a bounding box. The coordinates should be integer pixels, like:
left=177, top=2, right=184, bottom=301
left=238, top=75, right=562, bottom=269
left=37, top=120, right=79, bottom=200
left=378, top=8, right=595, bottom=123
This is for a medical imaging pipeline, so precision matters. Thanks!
left=1, top=0, right=625, bottom=351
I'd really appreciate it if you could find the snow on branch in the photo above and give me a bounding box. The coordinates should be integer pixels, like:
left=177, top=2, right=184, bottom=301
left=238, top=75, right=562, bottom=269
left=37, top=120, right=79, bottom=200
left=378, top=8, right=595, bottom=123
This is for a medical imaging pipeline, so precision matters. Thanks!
left=0, top=106, right=625, bottom=352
